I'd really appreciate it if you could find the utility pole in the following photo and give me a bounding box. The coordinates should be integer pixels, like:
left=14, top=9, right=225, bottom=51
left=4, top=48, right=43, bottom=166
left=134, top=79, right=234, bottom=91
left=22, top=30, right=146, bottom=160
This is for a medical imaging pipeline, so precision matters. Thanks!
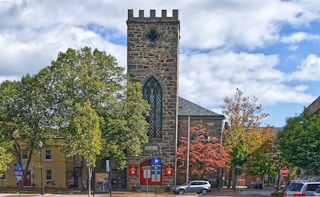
left=186, top=114, right=190, bottom=183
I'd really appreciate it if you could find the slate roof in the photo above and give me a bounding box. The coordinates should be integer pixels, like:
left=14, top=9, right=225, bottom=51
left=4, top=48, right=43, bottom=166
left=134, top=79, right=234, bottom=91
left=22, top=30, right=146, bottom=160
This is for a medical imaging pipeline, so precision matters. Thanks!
left=178, top=97, right=225, bottom=118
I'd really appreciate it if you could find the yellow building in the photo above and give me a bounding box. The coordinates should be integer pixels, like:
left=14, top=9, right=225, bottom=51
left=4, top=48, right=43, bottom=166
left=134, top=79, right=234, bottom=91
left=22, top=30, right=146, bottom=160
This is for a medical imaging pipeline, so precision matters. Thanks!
left=1, top=139, right=81, bottom=189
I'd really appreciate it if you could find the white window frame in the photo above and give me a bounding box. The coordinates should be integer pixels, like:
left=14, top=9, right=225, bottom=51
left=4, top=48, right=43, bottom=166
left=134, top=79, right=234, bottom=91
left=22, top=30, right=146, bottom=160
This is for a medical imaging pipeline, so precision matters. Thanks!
left=45, top=150, right=52, bottom=160
left=22, top=149, right=28, bottom=160
left=46, top=169, right=53, bottom=181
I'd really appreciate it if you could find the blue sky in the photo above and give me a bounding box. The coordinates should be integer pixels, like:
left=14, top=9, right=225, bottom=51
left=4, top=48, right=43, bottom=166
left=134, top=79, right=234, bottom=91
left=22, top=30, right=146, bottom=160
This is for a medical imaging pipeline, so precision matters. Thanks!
left=0, top=0, right=319, bottom=127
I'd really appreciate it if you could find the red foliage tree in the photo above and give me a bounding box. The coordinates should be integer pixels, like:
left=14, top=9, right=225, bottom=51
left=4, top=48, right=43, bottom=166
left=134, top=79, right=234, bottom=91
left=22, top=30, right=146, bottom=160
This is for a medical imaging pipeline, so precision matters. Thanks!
left=177, top=124, right=230, bottom=180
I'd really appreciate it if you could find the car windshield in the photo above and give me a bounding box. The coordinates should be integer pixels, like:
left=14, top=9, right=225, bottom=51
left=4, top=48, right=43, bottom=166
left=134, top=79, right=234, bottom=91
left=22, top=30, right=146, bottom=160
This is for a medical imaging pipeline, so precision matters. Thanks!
left=315, top=187, right=320, bottom=193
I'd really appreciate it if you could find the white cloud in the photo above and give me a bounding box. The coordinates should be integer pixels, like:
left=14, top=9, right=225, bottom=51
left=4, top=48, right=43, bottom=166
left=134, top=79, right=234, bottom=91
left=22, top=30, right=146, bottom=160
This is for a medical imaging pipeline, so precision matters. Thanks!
left=179, top=51, right=284, bottom=105
left=289, top=54, right=320, bottom=81
left=0, top=25, right=127, bottom=77
left=179, top=48, right=318, bottom=108
left=281, top=32, right=320, bottom=44
left=179, top=0, right=320, bottom=50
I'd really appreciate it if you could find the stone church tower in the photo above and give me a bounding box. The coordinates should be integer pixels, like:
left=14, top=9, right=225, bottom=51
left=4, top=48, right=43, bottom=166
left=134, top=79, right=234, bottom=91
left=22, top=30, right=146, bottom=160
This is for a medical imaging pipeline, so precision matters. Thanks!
left=126, top=9, right=180, bottom=189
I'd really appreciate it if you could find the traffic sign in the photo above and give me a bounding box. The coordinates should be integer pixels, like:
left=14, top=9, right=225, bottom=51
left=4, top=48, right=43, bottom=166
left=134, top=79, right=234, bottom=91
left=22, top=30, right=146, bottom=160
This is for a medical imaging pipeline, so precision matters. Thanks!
left=16, top=176, right=22, bottom=181
left=14, top=171, right=23, bottom=176
left=151, top=158, right=162, bottom=175
left=14, top=163, right=23, bottom=181
left=280, top=167, right=289, bottom=176
left=151, top=165, right=161, bottom=174
left=151, top=158, right=161, bottom=165
left=14, top=163, right=22, bottom=171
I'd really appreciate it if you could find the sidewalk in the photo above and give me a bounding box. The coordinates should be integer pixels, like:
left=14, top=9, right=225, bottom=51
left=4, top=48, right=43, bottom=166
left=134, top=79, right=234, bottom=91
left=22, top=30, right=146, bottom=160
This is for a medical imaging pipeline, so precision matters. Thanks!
left=0, top=188, right=238, bottom=197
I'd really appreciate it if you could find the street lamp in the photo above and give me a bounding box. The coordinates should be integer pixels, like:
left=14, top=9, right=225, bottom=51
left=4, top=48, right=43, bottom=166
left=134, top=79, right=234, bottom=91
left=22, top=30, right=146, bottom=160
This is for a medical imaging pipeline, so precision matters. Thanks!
left=38, top=140, right=44, bottom=195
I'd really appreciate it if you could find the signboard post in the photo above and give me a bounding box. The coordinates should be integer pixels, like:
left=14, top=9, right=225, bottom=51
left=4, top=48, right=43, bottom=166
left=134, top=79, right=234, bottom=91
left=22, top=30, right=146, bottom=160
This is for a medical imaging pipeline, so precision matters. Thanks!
left=14, top=163, right=23, bottom=194
left=151, top=158, right=161, bottom=180
left=151, top=158, right=161, bottom=193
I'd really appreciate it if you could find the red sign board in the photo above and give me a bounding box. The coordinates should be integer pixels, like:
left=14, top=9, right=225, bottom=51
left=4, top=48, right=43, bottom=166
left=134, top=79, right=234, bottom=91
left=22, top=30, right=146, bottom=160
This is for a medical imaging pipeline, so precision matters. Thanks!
left=280, top=167, right=289, bottom=176
left=67, top=179, right=74, bottom=185
left=129, top=165, right=137, bottom=176
left=165, top=165, right=173, bottom=176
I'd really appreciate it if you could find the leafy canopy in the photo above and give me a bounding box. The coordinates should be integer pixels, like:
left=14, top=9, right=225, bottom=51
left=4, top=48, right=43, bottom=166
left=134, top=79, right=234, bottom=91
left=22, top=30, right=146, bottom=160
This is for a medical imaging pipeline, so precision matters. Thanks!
left=177, top=124, right=230, bottom=179
left=37, top=47, right=150, bottom=168
left=277, top=109, right=320, bottom=174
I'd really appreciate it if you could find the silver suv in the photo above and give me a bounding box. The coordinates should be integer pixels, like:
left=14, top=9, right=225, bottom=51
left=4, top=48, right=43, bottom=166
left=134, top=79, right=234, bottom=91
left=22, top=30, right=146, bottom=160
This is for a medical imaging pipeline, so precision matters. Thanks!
left=283, top=180, right=320, bottom=197
left=172, top=180, right=211, bottom=195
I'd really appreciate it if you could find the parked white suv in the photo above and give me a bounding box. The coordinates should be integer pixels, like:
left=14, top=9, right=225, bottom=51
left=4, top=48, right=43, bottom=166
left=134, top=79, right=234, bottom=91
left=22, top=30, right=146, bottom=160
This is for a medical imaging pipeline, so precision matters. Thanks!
left=172, top=180, right=211, bottom=195
left=283, top=180, right=320, bottom=197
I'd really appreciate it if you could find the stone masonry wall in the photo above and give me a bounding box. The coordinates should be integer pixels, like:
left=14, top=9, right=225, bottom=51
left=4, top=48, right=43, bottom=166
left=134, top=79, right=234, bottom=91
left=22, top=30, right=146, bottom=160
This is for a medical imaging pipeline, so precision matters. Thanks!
left=126, top=9, right=180, bottom=190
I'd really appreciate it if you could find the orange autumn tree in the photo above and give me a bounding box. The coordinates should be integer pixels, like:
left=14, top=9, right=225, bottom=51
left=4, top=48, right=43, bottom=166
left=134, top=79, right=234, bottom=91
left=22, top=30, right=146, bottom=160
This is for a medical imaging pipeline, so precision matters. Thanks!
left=222, top=88, right=270, bottom=188
left=177, top=124, right=230, bottom=180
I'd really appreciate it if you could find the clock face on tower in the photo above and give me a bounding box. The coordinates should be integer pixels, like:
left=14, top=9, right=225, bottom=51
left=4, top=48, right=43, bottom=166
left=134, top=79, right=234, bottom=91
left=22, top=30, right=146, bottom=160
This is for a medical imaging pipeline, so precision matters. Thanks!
left=145, top=28, right=160, bottom=43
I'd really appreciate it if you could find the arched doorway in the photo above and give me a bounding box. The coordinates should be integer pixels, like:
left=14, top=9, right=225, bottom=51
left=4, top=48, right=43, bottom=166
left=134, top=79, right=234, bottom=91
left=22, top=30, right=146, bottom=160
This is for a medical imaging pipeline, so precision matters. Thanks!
left=140, top=159, right=162, bottom=185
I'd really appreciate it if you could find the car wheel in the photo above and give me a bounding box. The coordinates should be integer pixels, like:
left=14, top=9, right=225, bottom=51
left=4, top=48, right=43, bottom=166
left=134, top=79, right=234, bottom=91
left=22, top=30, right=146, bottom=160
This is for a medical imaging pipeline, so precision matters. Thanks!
left=178, top=189, right=185, bottom=195
left=201, top=189, right=208, bottom=195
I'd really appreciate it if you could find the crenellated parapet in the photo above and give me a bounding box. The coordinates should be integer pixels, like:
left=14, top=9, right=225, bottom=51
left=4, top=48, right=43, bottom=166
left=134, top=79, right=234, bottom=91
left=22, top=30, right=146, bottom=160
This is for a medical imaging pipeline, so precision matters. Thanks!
left=127, top=9, right=179, bottom=22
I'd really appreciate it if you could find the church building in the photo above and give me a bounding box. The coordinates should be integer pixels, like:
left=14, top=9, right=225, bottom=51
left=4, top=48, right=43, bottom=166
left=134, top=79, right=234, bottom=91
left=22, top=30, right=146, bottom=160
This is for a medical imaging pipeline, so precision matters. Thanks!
left=122, top=9, right=225, bottom=191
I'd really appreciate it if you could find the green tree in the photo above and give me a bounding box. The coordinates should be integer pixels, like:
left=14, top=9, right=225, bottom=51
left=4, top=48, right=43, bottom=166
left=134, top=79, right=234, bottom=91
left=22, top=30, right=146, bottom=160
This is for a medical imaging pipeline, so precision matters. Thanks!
left=37, top=47, right=150, bottom=168
left=222, top=88, right=269, bottom=188
left=0, top=80, right=18, bottom=171
left=0, top=77, right=54, bottom=186
left=177, top=124, right=230, bottom=180
left=277, top=109, right=320, bottom=175
left=0, top=136, right=12, bottom=172
left=67, top=102, right=102, bottom=166
left=0, top=47, right=150, bottom=188
left=69, top=101, right=102, bottom=194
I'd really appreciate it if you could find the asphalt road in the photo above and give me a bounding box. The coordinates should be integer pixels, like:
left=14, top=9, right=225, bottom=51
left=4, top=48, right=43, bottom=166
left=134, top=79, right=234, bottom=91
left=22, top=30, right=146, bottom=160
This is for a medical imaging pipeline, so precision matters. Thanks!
left=175, top=188, right=274, bottom=197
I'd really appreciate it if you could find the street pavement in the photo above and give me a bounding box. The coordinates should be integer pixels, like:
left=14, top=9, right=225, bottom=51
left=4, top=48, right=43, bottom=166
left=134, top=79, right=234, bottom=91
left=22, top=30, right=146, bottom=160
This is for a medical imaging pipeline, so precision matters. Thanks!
left=0, top=188, right=276, bottom=197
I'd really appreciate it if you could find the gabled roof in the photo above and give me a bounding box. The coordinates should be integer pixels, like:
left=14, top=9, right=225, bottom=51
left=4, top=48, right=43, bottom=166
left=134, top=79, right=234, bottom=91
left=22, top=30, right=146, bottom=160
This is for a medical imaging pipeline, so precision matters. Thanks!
left=307, top=96, right=320, bottom=115
left=178, top=97, right=225, bottom=119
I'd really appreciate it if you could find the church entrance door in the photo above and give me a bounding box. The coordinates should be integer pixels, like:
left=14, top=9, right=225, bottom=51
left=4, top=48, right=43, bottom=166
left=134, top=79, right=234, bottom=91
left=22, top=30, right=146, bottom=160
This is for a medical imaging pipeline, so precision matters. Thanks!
left=140, top=160, right=162, bottom=185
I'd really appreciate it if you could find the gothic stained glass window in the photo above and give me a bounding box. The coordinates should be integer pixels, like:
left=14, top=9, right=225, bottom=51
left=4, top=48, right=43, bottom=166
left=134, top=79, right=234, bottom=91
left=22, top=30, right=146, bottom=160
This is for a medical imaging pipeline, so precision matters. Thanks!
left=143, top=77, right=162, bottom=138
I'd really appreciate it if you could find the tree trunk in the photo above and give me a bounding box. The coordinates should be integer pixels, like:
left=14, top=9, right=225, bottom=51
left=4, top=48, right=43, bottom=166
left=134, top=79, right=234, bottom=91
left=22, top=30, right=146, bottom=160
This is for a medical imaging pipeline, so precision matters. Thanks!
left=80, top=159, right=88, bottom=192
left=88, top=165, right=91, bottom=197
left=228, top=167, right=233, bottom=188
left=232, top=169, right=237, bottom=191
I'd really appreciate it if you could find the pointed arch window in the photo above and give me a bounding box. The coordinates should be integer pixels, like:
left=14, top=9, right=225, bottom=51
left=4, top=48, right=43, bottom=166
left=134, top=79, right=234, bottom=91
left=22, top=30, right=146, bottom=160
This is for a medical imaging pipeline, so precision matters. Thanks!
left=143, top=77, right=162, bottom=138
